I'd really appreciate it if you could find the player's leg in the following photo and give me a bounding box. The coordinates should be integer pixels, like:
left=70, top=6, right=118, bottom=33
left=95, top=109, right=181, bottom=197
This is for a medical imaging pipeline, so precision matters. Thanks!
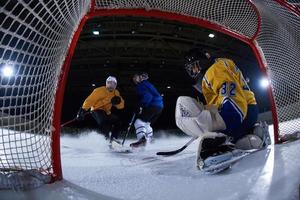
left=142, top=106, right=163, bottom=143
left=91, top=110, right=110, bottom=139
left=218, top=99, right=244, bottom=142
left=109, top=113, right=122, bottom=140
left=175, top=96, right=233, bottom=169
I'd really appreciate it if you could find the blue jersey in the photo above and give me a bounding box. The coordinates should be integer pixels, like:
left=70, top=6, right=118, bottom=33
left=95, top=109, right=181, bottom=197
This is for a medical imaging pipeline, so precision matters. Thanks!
left=136, top=80, right=163, bottom=108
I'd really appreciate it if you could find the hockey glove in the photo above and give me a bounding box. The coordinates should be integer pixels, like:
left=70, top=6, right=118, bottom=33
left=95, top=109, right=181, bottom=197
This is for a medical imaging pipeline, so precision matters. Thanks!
left=76, top=107, right=87, bottom=121
left=111, top=96, right=121, bottom=106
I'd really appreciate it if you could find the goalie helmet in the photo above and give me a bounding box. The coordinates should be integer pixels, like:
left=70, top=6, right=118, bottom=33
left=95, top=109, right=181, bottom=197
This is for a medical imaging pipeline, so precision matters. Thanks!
left=184, top=48, right=212, bottom=80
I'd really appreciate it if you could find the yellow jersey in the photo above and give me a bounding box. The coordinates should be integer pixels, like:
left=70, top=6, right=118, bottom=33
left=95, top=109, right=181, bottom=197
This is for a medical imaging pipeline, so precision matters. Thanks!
left=201, top=58, right=256, bottom=119
left=82, top=86, right=124, bottom=115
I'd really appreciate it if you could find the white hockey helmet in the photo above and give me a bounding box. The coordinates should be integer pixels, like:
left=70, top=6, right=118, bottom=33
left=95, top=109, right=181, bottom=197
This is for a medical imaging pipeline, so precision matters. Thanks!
left=106, top=76, right=117, bottom=84
left=106, top=76, right=117, bottom=91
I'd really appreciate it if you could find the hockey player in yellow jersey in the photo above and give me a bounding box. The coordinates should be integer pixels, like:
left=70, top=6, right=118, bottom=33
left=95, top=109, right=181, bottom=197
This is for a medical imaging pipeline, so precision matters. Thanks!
left=201, top=57, right=258, bottom=141
left=175, top=48, right=264, bottom=170
left=76, top=76, right=125, bottom=142
left=181, top=48, right=258, bottom=142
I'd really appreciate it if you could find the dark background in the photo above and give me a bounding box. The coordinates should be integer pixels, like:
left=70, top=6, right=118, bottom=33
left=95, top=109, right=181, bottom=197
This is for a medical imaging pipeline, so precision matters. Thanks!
left=61, top=16, right=271, bottom=130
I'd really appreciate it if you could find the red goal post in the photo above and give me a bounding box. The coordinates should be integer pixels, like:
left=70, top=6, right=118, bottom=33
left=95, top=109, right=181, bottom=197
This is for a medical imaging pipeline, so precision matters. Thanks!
left=0, top=0, right=299, bottom=185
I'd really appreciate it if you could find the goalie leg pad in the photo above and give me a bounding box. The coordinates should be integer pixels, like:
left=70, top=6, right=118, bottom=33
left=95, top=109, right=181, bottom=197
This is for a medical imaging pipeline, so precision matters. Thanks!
left=175, top=96, right=209, bottom=137
left=205, top=105, right=226, bottom=131
left=196, top=132, right=233, bottom=170
left=176, top=96, right=205, bottom=118
left=175, top=96, right=226, bottom=137
left=235, top=134, right=263, bottom=150
left=252, top=121, right=271, bottom=146
left=235, top=121, right=271, bottom=149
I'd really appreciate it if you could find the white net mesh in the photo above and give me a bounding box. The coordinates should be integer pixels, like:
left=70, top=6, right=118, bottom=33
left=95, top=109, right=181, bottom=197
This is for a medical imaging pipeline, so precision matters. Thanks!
left=286, top=0, right=300, bottom=11
left=0, top=0, right=90, bottom=185
left=0, top=0, right=299, bottom=185
left=95, top=0, right=259, bottom=39
left=253, top=0, right=300, bottom=135
left=94, top=0, right=300, bottom=136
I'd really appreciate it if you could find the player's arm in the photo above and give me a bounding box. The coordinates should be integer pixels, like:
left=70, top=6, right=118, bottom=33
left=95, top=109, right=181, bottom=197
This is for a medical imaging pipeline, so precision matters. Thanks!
left=237, top=67, right=257, bottom=105
left=82, top=88, right=106, bottom=110
left=137, top=84, right=153, bottom=107
left=113, top=90, right=125, bottom=109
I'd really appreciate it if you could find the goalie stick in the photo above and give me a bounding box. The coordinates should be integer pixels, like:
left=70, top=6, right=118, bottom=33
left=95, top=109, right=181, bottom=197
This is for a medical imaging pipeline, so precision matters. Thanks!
left=156, top=137, right=198, bottom=156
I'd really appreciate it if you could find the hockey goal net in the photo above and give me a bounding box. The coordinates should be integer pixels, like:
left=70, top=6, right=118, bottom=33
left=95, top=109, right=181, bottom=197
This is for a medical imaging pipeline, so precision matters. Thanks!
left=0, top=0, right=299, bottom=187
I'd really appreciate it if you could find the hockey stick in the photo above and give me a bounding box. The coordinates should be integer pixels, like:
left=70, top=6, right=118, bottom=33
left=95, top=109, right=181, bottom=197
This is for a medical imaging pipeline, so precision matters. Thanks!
left=156, top=137, right=198, bottom=156
left=61, top=98, right=123, bottom=128
left=61, top=112, right=90, bottom=127
left=61, top=118, right=77, bottom=127
left=122, top=113, right=136, bottom=145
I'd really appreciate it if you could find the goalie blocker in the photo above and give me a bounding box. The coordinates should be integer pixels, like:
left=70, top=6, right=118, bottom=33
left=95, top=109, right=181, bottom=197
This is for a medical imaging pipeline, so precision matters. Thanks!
left=175, top=96, right=271, bottom=171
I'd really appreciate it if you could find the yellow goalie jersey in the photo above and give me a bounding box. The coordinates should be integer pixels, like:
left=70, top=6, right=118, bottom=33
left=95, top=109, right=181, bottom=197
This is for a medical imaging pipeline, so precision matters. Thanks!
left=201, top=58, right=256, bottom=120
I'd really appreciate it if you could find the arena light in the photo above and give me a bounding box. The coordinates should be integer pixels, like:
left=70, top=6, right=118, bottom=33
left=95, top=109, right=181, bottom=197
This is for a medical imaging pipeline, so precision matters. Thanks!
left=1, top=64, right=14, bottom=77
left=208, top=33, right=215, bottom=38
left=92, top=30, right=100, bottom=35
left=166, top=86, right=171, bottom=89
left=260, top=78, right=270, bottom=88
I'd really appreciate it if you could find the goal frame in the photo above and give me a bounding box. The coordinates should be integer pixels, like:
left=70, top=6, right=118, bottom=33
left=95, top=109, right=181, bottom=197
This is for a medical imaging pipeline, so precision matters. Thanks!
left=0, top=0, right=300, bottom=182
left=8, top=0, right=295, bottom=182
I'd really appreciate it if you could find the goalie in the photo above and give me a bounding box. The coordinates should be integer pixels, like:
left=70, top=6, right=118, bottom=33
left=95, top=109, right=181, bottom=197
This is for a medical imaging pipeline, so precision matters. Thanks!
left=177, top=48, right=270, bottom=170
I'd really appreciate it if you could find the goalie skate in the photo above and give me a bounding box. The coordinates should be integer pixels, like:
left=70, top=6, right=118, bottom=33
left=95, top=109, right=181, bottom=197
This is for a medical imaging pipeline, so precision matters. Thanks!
left=202, top=149, right=259, bottom=174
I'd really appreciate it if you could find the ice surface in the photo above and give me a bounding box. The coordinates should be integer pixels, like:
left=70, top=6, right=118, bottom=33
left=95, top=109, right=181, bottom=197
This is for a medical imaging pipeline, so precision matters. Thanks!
left=1, top=128, right=300, bottom=200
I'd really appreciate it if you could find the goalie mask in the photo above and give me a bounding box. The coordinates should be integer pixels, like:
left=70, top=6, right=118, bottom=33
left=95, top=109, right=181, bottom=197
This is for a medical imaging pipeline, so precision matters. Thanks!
left=184, top=48, right=212, bottom=81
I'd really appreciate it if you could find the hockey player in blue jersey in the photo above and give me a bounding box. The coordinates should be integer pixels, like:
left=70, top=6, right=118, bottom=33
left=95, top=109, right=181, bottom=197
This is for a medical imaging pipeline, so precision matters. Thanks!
left=176, top=48, right=270, bottom=170
left=130, top=72, right=164, bottom=147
